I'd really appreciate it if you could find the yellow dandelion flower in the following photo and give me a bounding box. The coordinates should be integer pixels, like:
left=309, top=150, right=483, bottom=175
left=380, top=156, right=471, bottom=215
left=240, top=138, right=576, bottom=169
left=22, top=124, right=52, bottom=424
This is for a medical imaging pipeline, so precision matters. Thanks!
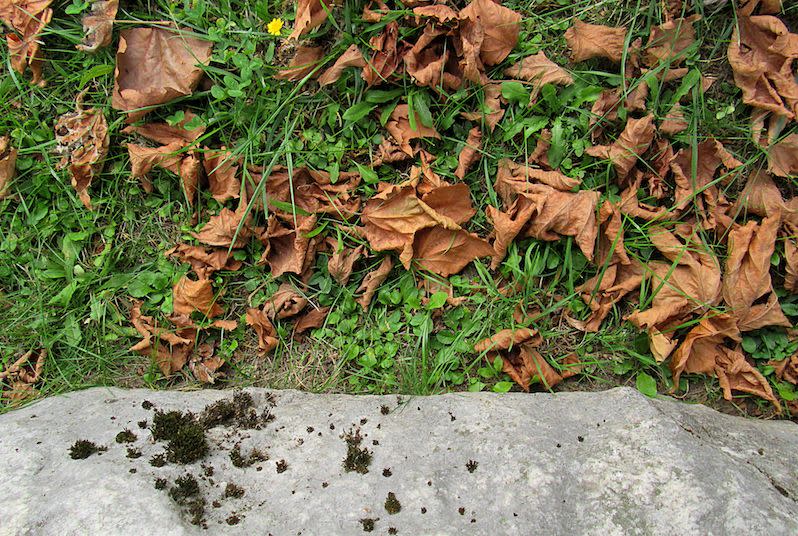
left=267, top=18, right=284, bottom=36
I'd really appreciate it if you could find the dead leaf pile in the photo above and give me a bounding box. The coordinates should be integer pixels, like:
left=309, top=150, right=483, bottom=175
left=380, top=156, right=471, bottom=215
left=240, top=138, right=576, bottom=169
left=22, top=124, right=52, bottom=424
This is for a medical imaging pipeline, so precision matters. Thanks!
left=0, top=349, right=46, bottom=402
left=0, top=0, right=53, bottom=84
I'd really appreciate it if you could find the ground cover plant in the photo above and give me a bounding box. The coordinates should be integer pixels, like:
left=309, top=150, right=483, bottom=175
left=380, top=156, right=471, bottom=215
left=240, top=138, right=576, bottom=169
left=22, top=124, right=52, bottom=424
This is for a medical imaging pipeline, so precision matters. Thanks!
left=2, top=0, right=798, bottom=418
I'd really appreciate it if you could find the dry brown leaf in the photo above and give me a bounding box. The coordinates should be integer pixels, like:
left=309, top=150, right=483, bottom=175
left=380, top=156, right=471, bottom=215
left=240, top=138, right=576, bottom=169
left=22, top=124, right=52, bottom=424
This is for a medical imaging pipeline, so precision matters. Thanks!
left=275, top=45, right=324, bottom=81
left=363, top=0, right=389, bottom=22
left=385, top=104, right=441, bottom=156
left=644, top=15, right=699, bottom=67
left=356, top=256, right=393, bottom=309
left=565, top=21, right=628, bottom=63
left=596, top=200, right=630, bottom=266
left=190, top=342, right=224, bottom=384
left=264, top=283, right=308, bottom=320
left=327, top=241, right=364, bottom=285
left=474, top=328, right=564, bottom=390
left=203, top=147, right=240, bottom=203
left=458, top=0, right=521, bottom=66
left=586, top=114, right=655, bottom=179
left=246, top=308, right=278, bottom=355
left=288, top=0, right=330, bottom=40
left=166, top=244, right=242, bottom=278
left=54, top=102, right=109, bottom=210
left=363, top=21, right=401, bottom=86
left=769, top=354, right=798, bottom=384
left=589, top=89, right=621, bottom=141
left=0, top=135, right=17, bottom=199
left=192, top=204, right=253, bottom=248
left=671, top=315, right=781, bottom=410
left=361, top=181, right=461, bottom=267
left=260, top=166, right=361, bottom=219
left=77, top=0, right=118, bottom=53
left=723, top=215, right=790, bottom=331
left=454, top=127, right=482, bottom=180
left=258, top=215, right=317, bottom=278
left=727, top=15, right=798, bottom=119
left=318, top=44, right=366, bottom=86
left=413, top=4, right=458, bottom=24
left=129, top=301, right=196, bottom=376
left=503, top=52, right=573, bottom=99
left=421, top=182, right=476, bottom=224
left=571, top=261, right=643, bottom=332
left=294, top=306, right=330, bottom=334
left=660, top=103, right=688, bottom=135
left=172, top=275, right=223, bottom=318
left=2, top=0, right=53, bottom=84
left=112, top=28, right=212, bottom=120
left=766, top=133, right=798, bottom=177
left=404, top=26, right=462, bottom=90
left=461, top=82, right=505, bottom=132
left=474, top=327, right=537, bottom=353
left=412, top=226, right=493, bottom=277
left=739, top=0, right=783, bottom=16
left=0, top=348, right=46, bottom=402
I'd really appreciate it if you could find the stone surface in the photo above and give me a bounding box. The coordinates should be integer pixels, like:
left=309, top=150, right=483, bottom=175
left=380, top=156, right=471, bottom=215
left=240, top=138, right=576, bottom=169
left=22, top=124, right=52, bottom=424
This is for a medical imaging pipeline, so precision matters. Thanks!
left=1, top=387, right=796, bottom=535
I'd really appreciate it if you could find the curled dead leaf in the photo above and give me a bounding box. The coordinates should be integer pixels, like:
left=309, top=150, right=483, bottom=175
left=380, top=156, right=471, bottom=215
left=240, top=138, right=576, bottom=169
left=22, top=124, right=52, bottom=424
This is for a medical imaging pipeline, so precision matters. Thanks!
left=77, top=0, right=118, bottom=53
left=318, top=44, right=366, bottom=86
left=565, top=21, right=628, bottom=63
left=288, top=0, right=330, bottom=40
left=54, top=102, right=109, bottom=210
left=2, top=0, right=53, bottom=84
left=327, top=241, right=364, bottom=285
left=0, top=135, right=18, bottom=199
left=264, top=283, right=308, bottom=320
left=246, top=308, right=278, bottom=355
left=203, top=147, right=241, bottom=203
left=275, top=44, right=324, bottom=81
left=294, top=306, right=330, bottom=334
left=586, top=114, right=656, bottom=179
left=112, top=28, right=213, bottom=120
left=166, top=244, right=242, bottom=278
left=258, top=215, right=318, bottom=278
left=356, top=256, right=393, bottom=309
left=0, top=348, right=46, bottom=402
left=412, top=226, right=494, bottom=277
left=503, top=52, right=573, bottom=100
left=129, top=301, right=195, bottom=376
left=172, top=275, right=224, bottom=318
left=454, top=126, right=482, bottom=180
left=644, top=15, right=700, bottom=67
left=458, top=0, right=521, bottom=66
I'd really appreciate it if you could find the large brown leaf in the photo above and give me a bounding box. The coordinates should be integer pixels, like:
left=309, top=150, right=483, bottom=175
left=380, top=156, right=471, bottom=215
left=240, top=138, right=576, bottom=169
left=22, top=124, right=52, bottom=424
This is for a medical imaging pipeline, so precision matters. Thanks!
left=203, top=147, right=240, bottom=203
left=503, top=52, right=573, bottom=99
left=258, top=215, right=317, bottom=278
left=318, top=44, right=366, bottom=86
left=454, top=127, right=482, bottom=180
left=412, top=226, right=493, bottom=276
left=172, top=275, right=224, bottom=318
left=363, top=21, right=401, bottom=86
left=129, top=301, right=196, bottom=376
left=192, top=204, right=254, bottom=248
left=404, top=26, right=462, bottom=91
left=723, top=215, right=790, bottom=331
left=264, top=283, right=309, bottom=320
left=112, top=28, right=213, bottom=120
left=385, top=104, right=441, bottom=156
left=275, top=45, right=324, bottom=81
left=461, top=82, right=505, bottom=132
left=474, top=328, right=566, bottom=390
left=327, top=241, right=364, bottom=285
left=766, top=133, right=798, bottom=177
left=356, top=256, right=393, bottom=309
left=166, top=244, right=242, bottom=278
left=458, top=0, right=521, bottom=66
left=644, top=15, right=699, bottom=67
left=2, top=0, right=53, bottom=84
left=77, top=0, right=118, bottom=53
left=420, top=182, right=476, bottom=225
left=565, top=21, right=628, bottom=63
left=0, top=135, right=17, bottom=199
left=54, top=102, right=109, bottom=210
left=288, top=0, right=330, bottom=40
left=586, top=114, right=655, bottom=179
left=727, top=15, right=798, bottom=119
left=246, top=307, right=278, bottom=354
left=671, top=315, right=781, bottom=410
left=571, top=261, right=643, bottom=332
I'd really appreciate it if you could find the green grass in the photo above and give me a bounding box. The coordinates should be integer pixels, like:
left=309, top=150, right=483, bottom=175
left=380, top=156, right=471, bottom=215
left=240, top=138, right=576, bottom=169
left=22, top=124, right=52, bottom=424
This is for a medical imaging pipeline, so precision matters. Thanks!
left=2, top=0, right=798, bottom=415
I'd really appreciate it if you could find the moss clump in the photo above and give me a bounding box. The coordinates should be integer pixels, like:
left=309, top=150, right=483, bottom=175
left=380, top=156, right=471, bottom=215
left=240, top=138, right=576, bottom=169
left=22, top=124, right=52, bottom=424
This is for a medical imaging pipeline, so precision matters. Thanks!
left=342, top=428, right=372, bottom=474
left=154, top=478, right=167, bottom=490
left=359, top=518, right=377, bottom=532
left=166, top=423, right=208, bottom=464
left=150, top=453, right=167, bottom=467
left=69, top=440, right=106, bottom=460
left=115, top=429, right=137, bottom=443
left=200, top=392, right=262, bottom=429
left=224, top=483, right=245, bottom=498
left=126, top=447, right=142, bottom=459
left=275, top=459, right=288, bottom=473
left=229, top=444, right=268, bottom=468
left=384, top=492, right=401, bottom=514
left=466, top=460, right=478, bottom=473
left=150, top=410, right=195, bottom=442
left=169, top=474, right=200, bottom=502
left=226, top=515, right=240, bottom=525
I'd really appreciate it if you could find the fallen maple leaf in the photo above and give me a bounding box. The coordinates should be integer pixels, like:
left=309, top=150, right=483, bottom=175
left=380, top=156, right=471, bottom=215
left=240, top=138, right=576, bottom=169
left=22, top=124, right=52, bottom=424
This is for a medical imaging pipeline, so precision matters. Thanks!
left=246, top=308, right=278, bottom=354
left=327, top=241, right=364, bottom=285
left=503, top=52, right=574, bottom=100
left=723, top=215, right=790, bottom=331
left=644, top=15, right=700, bottom=67
left=77, top=0, right=118, bottom=53
left=356, top=256, right=393, bottom=309
left=318, top=44, right=366, bottom=86
left=363, top=21, right=401, bottom=87
left=172, top=275, right=224, bottom=318
left=54, top=100, right=109, bottom=210
left=112, top=28, right=213, bottom=120
left=294, top=306, right=330, bottom=334
left=404, top=26, right=463, bottom=90
left=385, top=104, right=441, bottom=156
left=1, top=0, right=53, bottom=84
left=275, top=45, right=324, bottom=81
left=769, top=354, right=798, bottom=385
left=0, top=135, right=17, bottom=199
left=166, top=244, right=242, bottom=278
left=203, top=147, right=241, bottom=203
left=565, top=21, right=629, bottom=63
left=193, top=204, right=254, bottom=248
left=412, top=226, right=493, bottom=277
left=660, top=103, right=688, bottom=135
left=258, top=215, right=318, bottom=278
left=570, top=261, right=643, bottom=332
left=727, top=15, right=798, bottom=119
left=454, top=126, right=482, bottom=180
left=264, top=283, right=308, bottom=320
left=586, top=114, right=656, bottom=179
left=288, top=0, right=330, bottom=40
